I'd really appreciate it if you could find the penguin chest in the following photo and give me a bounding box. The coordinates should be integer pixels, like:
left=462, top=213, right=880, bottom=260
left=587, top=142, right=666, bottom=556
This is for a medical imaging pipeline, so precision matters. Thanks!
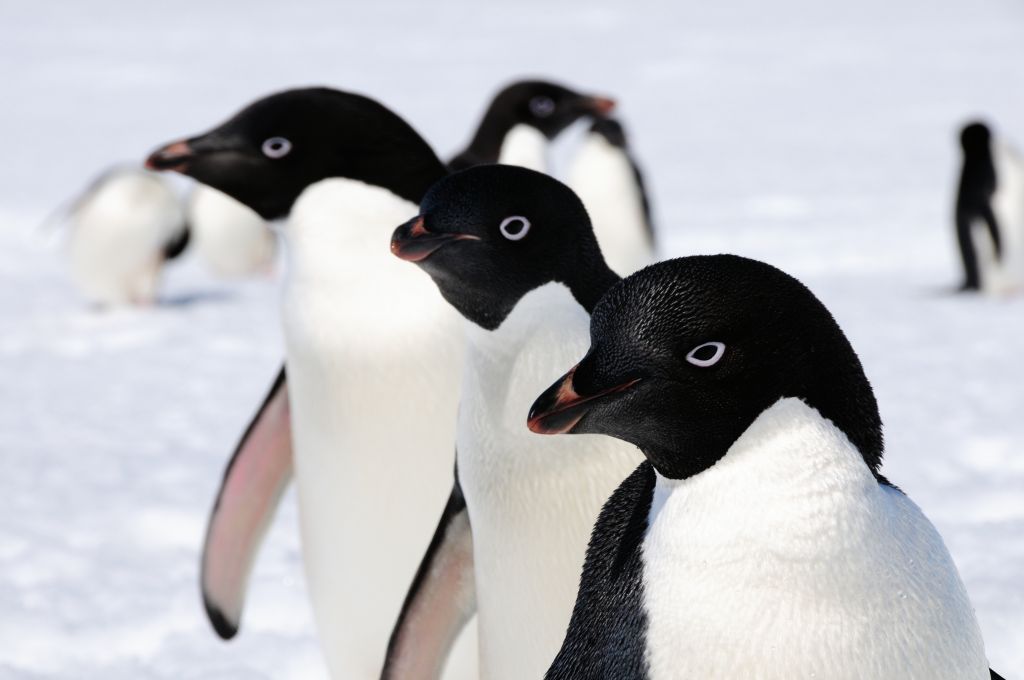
left=497, top=124, right=549, bottom=173
left=640, top=399, right=988, bottom=680
left=189, top=185, right=275, bottom=277
left=457, top=283, right=643, bottom=677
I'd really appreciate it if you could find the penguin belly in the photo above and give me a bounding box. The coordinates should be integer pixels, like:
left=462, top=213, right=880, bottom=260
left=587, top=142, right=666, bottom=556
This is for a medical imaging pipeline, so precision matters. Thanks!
left=459, top=283, right=642, bottom=680
left=68, top=169, right=184, bottom=306
left=986, top=141, right=1024, bottom=292
left=189, top=184, right=276, bottom=278
left=567, top=134, right=654, bottom=276
left=281, top=179, right=474, bottom=679
left=641, top=398, right=989, bottom=680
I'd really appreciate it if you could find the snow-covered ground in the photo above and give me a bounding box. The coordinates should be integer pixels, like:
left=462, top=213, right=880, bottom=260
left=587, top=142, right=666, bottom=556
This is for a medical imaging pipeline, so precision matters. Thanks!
left=1, top=0, right=1022, bottom=676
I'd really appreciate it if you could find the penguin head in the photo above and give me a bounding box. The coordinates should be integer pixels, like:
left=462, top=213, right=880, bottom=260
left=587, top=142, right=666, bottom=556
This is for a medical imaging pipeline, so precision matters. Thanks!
left=588, top=117, right=629, bottom=149
left=391, top=165, right=614, bottom=330
left=146, top=87, right=443, bottom=219
left=960, top=121, right=992, bottom=154
left=528, top=256, right=884, bottom=480
left=486, top=80, right=616, bottom=140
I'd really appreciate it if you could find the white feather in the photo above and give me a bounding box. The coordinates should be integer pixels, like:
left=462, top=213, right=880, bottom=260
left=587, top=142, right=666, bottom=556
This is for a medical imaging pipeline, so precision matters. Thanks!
left=978, top=140, right=1024, bottom=294
left=188, top=184, right=277, bottom=278
left=67, top=168, right=184, bottom=306
left=279, top=177, right=475, bottom=679
left=642, top=398, right=989, bottom=680
left=567, top=132, right=655, bottom=276
left=458, top=282, right=642, bottom=680
left=498, top=124, right=549, bottom=173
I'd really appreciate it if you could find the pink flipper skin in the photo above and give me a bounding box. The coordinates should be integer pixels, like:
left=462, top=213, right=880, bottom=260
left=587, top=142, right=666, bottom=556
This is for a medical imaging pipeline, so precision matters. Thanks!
left=201, top=367, right=293, bottom=638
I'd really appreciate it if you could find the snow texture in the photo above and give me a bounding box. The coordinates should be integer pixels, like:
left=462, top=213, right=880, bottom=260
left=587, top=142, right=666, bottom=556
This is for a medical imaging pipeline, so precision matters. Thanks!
left=1, top=0, right=1021, bottom=677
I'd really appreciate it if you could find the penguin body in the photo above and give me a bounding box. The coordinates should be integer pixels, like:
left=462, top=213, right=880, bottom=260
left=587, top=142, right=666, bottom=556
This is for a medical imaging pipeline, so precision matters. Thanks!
left=188, top=184, right=276, bottom=277
left=567, top=118, right=655, bottom=275
left=385, top=167, right=641, bottom=680
left=529, top=256, right=995, bottom=680
left=148, top=88, right=473, bottom=679
left=66, top=167, right=187, bottom=306
left=954, top=122, right=1024, bottom=293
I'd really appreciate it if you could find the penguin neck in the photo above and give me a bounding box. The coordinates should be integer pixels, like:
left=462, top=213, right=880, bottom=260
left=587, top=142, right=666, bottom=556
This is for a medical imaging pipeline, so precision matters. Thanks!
left=497, top=124, right=549, bottom=172
left=563, top=255, right=620, bottom=315
left=335, top=147, right=448, bottom=206
left=461, top=107, right=520, bottom=164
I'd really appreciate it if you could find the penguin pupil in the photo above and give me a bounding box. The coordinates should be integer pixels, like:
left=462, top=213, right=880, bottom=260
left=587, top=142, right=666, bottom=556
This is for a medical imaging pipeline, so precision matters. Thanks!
left=693, top=345, right=717, bottom=360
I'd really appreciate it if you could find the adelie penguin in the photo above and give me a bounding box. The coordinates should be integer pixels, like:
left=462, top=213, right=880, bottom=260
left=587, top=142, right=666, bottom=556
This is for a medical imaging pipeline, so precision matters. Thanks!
left=529, top=256, right=1001, bottom=680
left=448, top=79, right=616, bottom=172
left=384, top=166, right=641, bottom=680
left=64, top=166, right=189, bottom=306
left=567, top=117, right=657, bottom=275
left=146, top=88, right=475, bottom=679
left=953, top=121, right=1024, bottom=294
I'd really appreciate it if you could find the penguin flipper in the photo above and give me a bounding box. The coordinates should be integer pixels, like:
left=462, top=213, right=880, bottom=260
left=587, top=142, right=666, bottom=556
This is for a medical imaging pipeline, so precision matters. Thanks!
left=201, top=366, right=293, bottom=639
left=990, top=670, right=1005, bottom=680
left=381, top=465, right=475, bottom=679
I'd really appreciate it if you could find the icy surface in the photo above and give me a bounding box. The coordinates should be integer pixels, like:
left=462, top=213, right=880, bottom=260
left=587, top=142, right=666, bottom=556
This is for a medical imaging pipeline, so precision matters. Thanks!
left=1, top=0, right=1022, bottom=676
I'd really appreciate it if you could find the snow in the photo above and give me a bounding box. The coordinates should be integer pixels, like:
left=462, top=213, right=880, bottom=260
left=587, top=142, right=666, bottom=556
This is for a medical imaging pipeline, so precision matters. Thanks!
left=1, top=0, right=1022, bottom=676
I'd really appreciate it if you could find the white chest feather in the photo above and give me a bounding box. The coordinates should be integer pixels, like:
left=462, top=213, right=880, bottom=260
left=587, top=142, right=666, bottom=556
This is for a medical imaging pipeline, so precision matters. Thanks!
left=980, top=140, right=1024, bottom=293
left=279, top=177, right=470, bottom=678
left=188, top=184, right=276, bottom=278
left=567, top=133, right=654, bottom=276
left=458, top=282, right=642, bottom=680
left=497, top=124, right=549, bottom=173
left=67, top=169, right=184, bottom=305
left=641, top=398, right=989, bottom=680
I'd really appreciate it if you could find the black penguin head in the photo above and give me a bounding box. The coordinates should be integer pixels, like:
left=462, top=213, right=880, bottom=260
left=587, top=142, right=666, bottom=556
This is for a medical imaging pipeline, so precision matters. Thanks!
left=588, top=117, right=628, bottom=149
left=391, top=165, right=617, bottom=330
left=528, top=256, right=884, bottom=480
left=960, top=121, right=992, bottom=154
left=145, top=87, right=444, bottom=219
left=484, top=80, right=615, bottom=140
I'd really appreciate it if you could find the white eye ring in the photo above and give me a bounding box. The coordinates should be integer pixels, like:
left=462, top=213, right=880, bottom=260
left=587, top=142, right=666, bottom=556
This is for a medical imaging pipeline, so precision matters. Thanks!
left=529, top=96, right=555, bottom=118
left=261, top=137, right=292, bottom=159
left=499, top=215, right=531, bottom=241
left=686, top=342, right=726, bottom=367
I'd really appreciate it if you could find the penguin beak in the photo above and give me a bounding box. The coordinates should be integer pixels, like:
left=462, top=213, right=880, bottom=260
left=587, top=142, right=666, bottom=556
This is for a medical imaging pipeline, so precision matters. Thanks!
left=390, top=216, right=480, bottom=263
left=527, top=365, right=641, bottom=435
left=582, top=96, right=616, bottom=117
left=145, top=139, right=196, bottom=172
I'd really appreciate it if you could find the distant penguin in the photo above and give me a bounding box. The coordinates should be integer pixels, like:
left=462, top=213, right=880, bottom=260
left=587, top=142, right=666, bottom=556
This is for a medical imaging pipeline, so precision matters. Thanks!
left=188, top=184, right=276, bottom=277
left=448, top=80, right=616, bottom=173
left=385, top=166, right=641, bottom=680
left=954, top=121, right=1024, bottom=293
left=567, top=117, right=656, bottom=275
left=530, top=256, right=998, bottom=680
left=146, top=88, right=474, bottom=679
left=65, top=167, right=188, bottom=306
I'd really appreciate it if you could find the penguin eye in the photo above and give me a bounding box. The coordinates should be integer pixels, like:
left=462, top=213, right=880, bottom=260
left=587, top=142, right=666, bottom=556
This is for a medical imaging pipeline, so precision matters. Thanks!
left=499, top=216, right=531, bottom=241
left=261, top=137, right=292, bottom=159
left=686, top=342, right=726, bottom=367
left=529, top=96, right=556, bottom=118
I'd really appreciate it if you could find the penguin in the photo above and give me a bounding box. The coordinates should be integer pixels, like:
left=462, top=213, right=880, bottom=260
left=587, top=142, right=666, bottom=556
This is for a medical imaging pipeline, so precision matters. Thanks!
left=566, top=117, right=656, bottom=275
left=188, top=184, right=277, bottom=278
left=384, top=166, right=642, bottom=680
left=448, top=79, right=616, bottom=172
left=528, top=255, right=1000, bottom=680
left=145, top=88, right=474, bottom=679
left=65, top=166, right=188, bottom=306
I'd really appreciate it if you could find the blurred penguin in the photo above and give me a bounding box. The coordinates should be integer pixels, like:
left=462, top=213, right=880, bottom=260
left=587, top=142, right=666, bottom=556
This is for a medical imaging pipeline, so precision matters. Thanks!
left=188, top=184, right=277, bottom=278
left=954, top=121, right=1024, bottom=293
left=568, top=117, right=656, bottom=275
left=66, top=167, right=188, bottom=306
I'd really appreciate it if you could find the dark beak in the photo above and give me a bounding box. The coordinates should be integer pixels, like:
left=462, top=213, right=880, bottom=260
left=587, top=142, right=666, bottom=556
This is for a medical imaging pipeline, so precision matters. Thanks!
left=527, top=365, right=640, bottom=435
left=145, top=139, right=195, bottom=172
left=582, top=96, right=617, bottom=117
left=390, top=216, right=479, bottom=263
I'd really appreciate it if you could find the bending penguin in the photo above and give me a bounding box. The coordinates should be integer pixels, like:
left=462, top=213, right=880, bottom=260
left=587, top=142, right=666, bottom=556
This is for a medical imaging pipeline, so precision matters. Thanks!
left=188, top=184, right=277, bottom=278
left=954, top=121, right=1024, bottom=293
left=384, top=166, right=642, bottom=680
left=529, top=255, right=1001, bottom=680
left=65, top=166, right=189, bottom=306
left=567, top=117, right=656, bottom=275
left=146, top=88, right=474, bottom=679
left=448, top=79, right=615, bottom=172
